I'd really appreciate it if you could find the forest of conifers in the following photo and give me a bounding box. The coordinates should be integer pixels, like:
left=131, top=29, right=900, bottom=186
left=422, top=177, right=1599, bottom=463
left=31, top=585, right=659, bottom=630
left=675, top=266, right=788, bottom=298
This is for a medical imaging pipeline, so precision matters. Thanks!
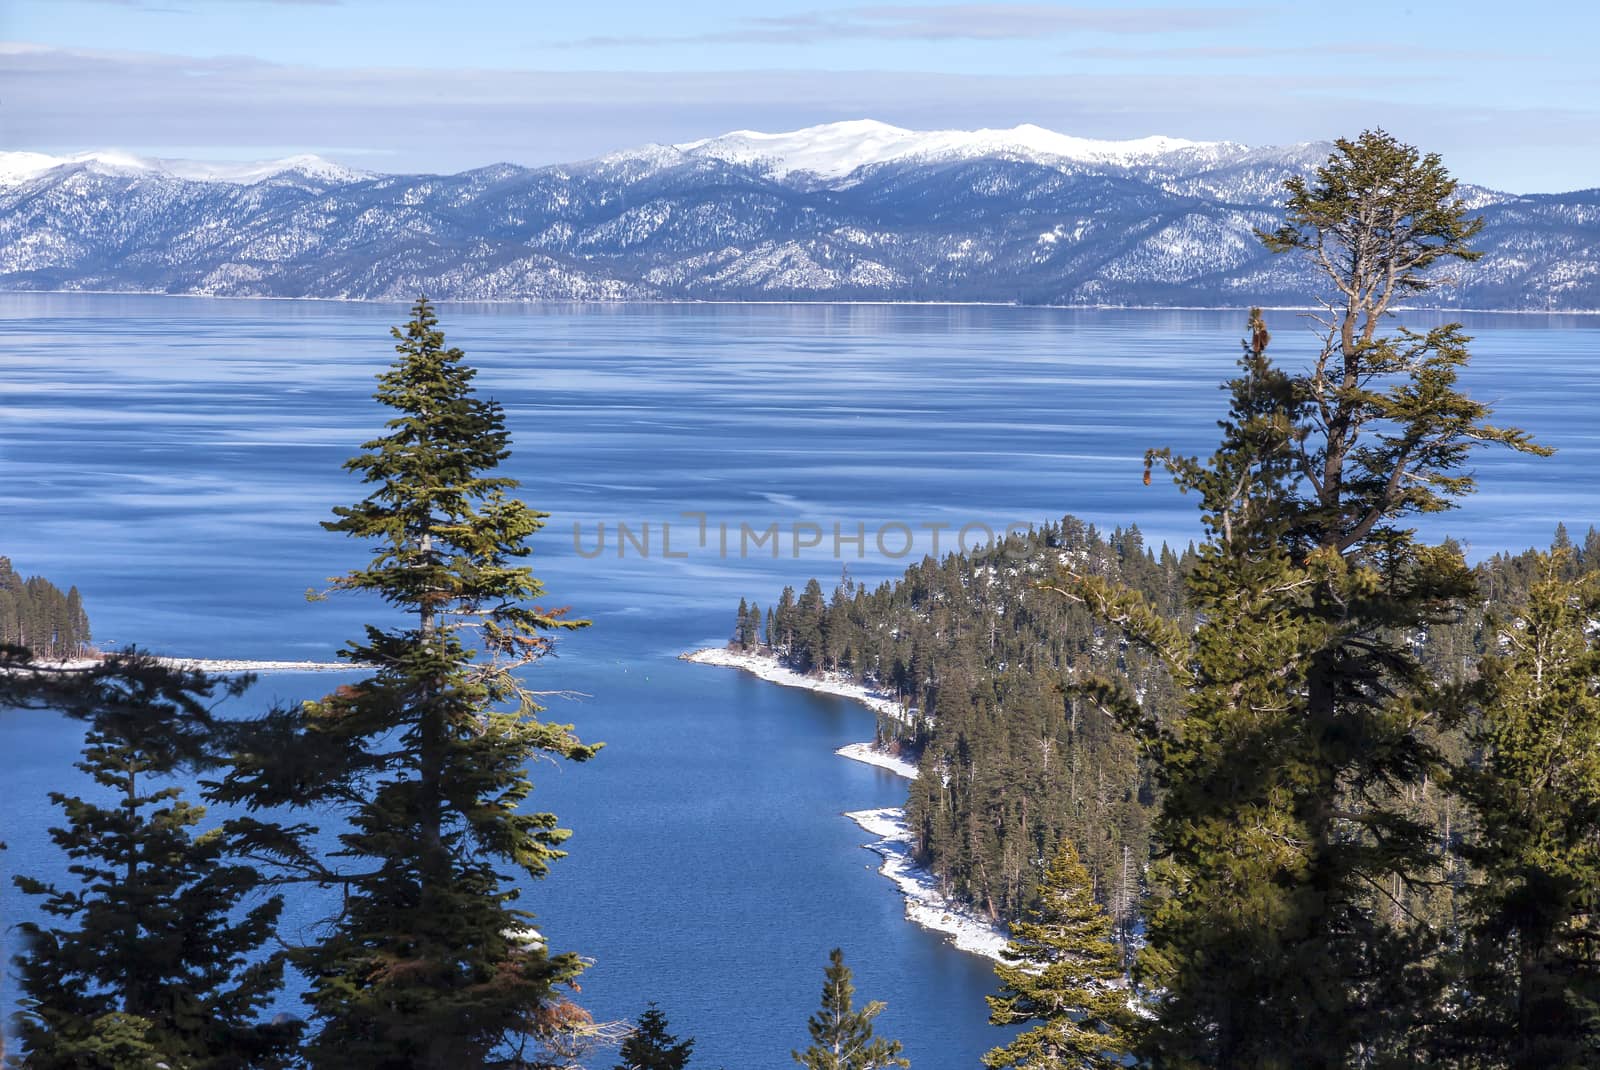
left=734, top=520, right=1600, bottom=938
left=0, top=557, right=90, bottom=660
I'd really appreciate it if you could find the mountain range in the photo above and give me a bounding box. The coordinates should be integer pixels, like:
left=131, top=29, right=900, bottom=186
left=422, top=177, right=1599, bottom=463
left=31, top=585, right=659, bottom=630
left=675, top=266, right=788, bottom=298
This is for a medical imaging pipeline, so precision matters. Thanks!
left=1, top=120, right=1596, bottom=309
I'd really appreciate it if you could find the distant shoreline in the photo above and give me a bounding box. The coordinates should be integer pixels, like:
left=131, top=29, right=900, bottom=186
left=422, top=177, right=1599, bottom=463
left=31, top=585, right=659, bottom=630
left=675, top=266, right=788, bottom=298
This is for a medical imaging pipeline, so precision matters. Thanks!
left=682, top=645, right=1010, bottom=960
left=17, top=655, right=362, bottom=675
left=3, top=290, right=1594, bottom=316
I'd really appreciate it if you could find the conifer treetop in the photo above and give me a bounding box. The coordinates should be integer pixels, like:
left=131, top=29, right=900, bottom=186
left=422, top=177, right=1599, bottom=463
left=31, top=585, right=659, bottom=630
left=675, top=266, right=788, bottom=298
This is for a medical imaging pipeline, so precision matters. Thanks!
left=793, top=949, right=909, bottom=1070
left=323, top=296, right=586, bottom=675
left=984, top=840, right=1130, bottom=1070
left=1261, top=129, right=1483, bottom=326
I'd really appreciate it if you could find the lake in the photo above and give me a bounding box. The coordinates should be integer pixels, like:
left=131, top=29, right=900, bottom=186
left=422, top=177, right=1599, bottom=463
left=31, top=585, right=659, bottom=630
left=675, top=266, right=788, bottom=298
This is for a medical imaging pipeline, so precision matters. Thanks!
left=3, top=295, right=1597, bottom=1067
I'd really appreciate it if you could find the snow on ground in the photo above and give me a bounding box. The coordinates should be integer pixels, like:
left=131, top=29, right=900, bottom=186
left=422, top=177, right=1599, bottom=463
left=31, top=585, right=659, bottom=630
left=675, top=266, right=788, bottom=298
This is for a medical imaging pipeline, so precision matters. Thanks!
left=835, top=741, right=921, bottom=779
left=683, top=645, right=1010, bottom=961
left=681, top=646, right=902, bottom=719
left=846, top=807, right=1011, bottom=962
left=148, top=657, right=361, bottom=673
left=14, top=657, right=360, bottom=674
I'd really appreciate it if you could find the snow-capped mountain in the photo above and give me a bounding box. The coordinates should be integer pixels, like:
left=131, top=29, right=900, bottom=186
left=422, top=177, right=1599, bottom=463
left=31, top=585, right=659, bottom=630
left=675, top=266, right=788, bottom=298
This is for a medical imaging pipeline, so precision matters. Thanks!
left=0, top=121, right=1594, bottom=308
left=0, top=150, right=370, bottom=187
left=671, top=119, right=1238, bottom=183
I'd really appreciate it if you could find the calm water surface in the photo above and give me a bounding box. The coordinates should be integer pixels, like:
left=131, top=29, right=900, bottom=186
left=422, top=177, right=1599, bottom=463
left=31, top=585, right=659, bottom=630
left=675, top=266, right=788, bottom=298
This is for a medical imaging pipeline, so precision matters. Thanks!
left=2, top=296, right=1597, bottom=1067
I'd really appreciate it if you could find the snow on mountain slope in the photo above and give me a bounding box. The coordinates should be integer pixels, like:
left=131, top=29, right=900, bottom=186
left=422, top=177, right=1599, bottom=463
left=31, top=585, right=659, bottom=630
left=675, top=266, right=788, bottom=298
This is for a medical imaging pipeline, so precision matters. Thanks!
left=0, top=150, right=370, bottom=186
left=1, top=122, right=1590, bottom=308
left=673, top=119, right=1238, bottom=181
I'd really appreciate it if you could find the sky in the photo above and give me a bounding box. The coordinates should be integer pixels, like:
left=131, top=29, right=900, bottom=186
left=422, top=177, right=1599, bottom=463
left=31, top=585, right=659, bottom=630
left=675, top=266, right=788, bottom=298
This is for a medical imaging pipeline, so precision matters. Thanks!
left=1, top=0, right=1597, bottom=192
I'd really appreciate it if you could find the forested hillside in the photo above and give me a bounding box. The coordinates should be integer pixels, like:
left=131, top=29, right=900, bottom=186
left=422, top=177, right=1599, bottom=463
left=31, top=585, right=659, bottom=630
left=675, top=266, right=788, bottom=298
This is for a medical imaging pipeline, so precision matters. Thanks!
left=0, top=555, right=90, bottom=659
left=732, top=522, right=1600, bottom=938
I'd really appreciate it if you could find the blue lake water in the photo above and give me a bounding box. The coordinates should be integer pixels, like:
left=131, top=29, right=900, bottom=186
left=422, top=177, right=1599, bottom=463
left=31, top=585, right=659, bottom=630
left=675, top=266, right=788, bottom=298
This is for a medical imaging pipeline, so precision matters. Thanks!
left=2, top=295, right=1598, bottom=1067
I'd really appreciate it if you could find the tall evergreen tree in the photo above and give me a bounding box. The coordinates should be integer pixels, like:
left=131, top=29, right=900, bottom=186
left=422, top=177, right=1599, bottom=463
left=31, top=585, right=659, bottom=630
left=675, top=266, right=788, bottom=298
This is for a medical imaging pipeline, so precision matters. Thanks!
left=793, top=580, right=827, bottom=672
left=733, top=597, right=763, bottom=651
left=1444, top=552, right=1600, bottom=1067
left=983, top=840, right=1130, bottom=1070
left=747, top=601, right=763, bottom=650
left=1058, top=134, right=1548, bottom=1067
left=216, top=298, right=599, bottom=1069
left=614, top=1003, right=694, bottom=1070
left=792, top=949, right=909, bottom=1070
left=9, top=654, right=298, bottom=1070
left=1053, top=321, right=1320, bottom=1063
left=734, top=597, right=750, bottom=648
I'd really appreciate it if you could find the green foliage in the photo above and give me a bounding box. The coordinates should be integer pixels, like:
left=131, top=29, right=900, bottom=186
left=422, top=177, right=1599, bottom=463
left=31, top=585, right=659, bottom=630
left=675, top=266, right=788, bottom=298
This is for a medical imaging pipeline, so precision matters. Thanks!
left=9, top=654, right=298, bottom=1070
left=17, top=1011, right=164, bottom=1070
left=733, top=597, right=762, bottom=651
left=616, top=1003, right=694, bottom=1070
left=1260, top=129, right=1484, bottom=302
left=1056, top=131, right=1549, bottom=1067
left=1441, top=552, right=1600, bottom=1067
left=214, top=298, right=598, bottom=1069
left=0, top=556, right=91, bottom=659
left=984, top=840, right=1130, bottom=1070
left=792, top=949, right=908, bottom=1070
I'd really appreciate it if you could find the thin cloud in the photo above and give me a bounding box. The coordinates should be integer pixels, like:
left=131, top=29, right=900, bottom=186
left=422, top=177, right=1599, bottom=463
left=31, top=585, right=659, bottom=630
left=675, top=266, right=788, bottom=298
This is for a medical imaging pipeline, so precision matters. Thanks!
left=1060, top=42, right=1530, bottom=62
left=565, top=4, right=1260, bottom=47
left=64, top=0, right=339, bottom=7
left=2, top=43, right=1593, bottom=192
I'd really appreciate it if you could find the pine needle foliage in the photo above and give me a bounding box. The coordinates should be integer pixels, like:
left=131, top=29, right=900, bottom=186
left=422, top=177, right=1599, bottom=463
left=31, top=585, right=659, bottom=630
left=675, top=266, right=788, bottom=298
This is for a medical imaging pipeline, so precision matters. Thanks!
left=615, top=1003, right=695, bottom=1070
left=984, top=840, right=1131, bottom=1070
left=9, top=654, right=298, bottom=1070
left=1442, top=552, right=1600, bottom=1067
left=1054, top=131, right=1550, bottom=1067
left=216, top=298, right=599, bottom=1069
left=793, top=949, right=909, bottom=1070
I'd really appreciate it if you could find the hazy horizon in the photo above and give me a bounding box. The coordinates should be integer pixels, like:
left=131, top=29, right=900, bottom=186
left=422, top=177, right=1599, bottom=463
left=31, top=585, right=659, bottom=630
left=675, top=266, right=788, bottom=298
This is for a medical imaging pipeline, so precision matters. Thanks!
left=3, top=0, right=1597, bottom=193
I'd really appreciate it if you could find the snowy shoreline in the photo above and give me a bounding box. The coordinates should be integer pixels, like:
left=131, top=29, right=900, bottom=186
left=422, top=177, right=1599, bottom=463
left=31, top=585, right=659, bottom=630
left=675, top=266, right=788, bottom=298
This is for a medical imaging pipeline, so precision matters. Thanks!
left=15, top=656, right=362, bottom=675
left=844, top=808, right=1010, bottom=962
left=835, top=741, right=921, bottom=780
left=682, top=645, right=1010, bottom=961
left=680, top=646, right=902, bottom=718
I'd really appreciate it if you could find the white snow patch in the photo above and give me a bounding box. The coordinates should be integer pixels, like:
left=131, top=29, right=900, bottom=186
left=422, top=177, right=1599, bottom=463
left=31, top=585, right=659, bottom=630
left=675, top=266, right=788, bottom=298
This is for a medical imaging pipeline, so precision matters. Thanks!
left=680, top=647, right=902, bottom=719
left=836, top=742, right=920, bottom=780
left=845, top=807, right=1011, bottom=962
left=12, top=656, right=363, bottom=675
left=0, top=150, right=370, bottom=187
left=672, top=119, right=1223, bottom=182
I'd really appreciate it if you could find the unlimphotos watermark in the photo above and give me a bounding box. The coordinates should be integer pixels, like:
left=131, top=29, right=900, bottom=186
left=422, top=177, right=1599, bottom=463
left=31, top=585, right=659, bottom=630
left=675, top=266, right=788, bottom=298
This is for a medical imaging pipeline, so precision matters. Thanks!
left=571, top=512, right=1038, bottom=561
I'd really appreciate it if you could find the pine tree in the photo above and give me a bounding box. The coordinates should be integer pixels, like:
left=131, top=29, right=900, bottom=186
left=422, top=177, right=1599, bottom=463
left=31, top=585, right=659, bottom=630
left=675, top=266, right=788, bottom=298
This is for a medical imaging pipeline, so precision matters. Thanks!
left=615, top=1003, right=694, bottom=1070
left=775, top=586, right=797, bottom=655
left=792, top=949, right=909, bottom=1070
left=983, top=840, right=1130, bottom=1070
left=1445, top=551, right=1600, bottom=1067
left=1059, top=169, right=1546, bottom=1062
left=794, top=580, right=827, bottom=672
left=734, top=597, right=762, bottom=651
left=215, top=298, right=599, bottom=1069
left=10, top=654, right=298, bottom=1069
